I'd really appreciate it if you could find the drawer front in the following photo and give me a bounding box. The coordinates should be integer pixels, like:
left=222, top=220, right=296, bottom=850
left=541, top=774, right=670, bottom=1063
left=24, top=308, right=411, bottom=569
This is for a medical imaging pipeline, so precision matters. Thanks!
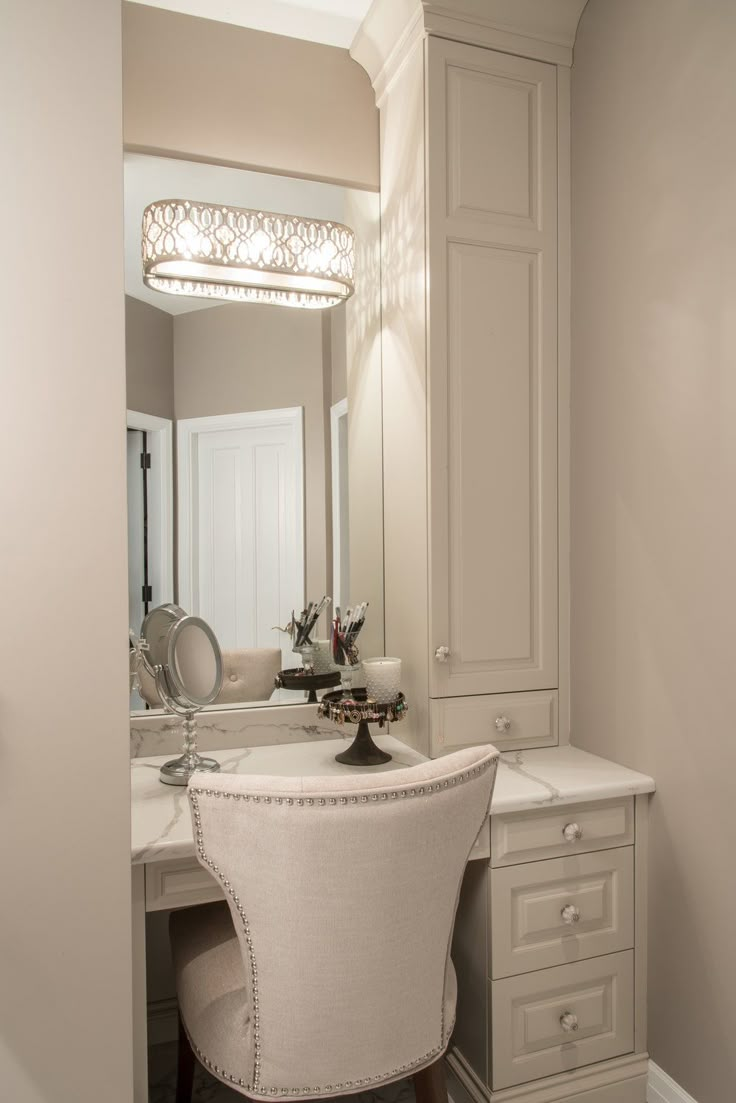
left=490, top=847, right=634, bottom=977
left=430, top=691, right=558, bottom=755
left=491, top=798, right=634, bottom=867
left=490, top=951, right=634, bottom=1089
left=145, top=858, right=223, bottom=912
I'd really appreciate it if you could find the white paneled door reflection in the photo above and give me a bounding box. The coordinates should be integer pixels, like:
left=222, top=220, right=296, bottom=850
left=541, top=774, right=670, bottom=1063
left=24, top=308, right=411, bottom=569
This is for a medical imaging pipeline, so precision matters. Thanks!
left=177, top=408, right=305, bottom=663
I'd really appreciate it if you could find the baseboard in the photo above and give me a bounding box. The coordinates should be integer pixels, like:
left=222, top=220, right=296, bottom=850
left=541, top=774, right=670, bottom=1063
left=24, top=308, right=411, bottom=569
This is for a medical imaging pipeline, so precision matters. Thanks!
left=448, top=1052, right=697, bottom=1103
left=147, top=997, right=178, bottom=1046
left=647, top=1064, right=697, bottom=1103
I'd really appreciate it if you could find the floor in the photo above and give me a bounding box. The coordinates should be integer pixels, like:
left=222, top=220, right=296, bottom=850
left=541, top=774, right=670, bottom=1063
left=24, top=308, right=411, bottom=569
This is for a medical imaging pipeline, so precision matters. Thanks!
left=148, top=1043, right=417, bottom=1103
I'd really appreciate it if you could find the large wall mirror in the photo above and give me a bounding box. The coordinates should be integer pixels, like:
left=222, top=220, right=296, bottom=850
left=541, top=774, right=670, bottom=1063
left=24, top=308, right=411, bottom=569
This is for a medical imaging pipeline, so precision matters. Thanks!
left=125, top=152, right=384, bottom=713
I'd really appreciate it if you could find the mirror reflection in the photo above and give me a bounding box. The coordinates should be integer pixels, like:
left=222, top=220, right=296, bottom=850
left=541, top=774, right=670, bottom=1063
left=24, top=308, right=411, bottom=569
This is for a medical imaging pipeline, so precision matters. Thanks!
left=125, top=153, right=383, bottom=713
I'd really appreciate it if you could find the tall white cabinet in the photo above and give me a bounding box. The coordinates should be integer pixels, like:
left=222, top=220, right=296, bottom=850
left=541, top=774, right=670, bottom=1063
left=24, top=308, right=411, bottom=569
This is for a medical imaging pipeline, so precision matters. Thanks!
left=352, top=0, right=578, bottom=755
left=427, top=40, right=559, bottom=704
left=349, top=5, right=653, bottom=1103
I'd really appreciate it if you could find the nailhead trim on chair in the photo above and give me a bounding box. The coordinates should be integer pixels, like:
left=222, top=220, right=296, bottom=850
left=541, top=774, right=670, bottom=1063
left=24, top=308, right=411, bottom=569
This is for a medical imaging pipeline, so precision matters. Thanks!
left=186, top=756, right=496, bottom=1097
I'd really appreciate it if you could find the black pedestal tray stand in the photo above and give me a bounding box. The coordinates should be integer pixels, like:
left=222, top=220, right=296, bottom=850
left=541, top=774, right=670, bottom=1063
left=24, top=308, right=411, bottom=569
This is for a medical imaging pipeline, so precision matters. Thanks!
left=274, top=668, right=341, bottom=704
left=318, top=689, right=408, bottom=766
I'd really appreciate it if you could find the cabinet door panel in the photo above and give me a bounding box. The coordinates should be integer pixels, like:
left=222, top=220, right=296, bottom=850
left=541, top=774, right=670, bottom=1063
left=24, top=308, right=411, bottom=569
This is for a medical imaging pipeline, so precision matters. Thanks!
left=447, top=64, right=536, bottom=226
left=428, top=38, right=558, bottom=697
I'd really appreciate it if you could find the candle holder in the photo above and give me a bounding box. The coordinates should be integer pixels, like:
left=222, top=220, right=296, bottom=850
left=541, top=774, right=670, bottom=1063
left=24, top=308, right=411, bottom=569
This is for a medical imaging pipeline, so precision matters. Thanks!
left=318, top=689, right=408, bottom=766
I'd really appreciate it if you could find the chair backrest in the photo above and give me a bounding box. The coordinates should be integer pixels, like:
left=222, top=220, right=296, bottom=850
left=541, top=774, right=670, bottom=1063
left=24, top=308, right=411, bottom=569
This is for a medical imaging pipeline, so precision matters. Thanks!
left=188, top=745, right=498, bottom=1097
left=216, top=648, right=282, bottom=704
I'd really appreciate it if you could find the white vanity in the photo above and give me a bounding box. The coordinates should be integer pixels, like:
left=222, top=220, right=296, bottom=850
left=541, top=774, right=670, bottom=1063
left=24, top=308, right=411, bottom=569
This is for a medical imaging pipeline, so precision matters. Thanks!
left=130, top=735, right=653, bottom=1103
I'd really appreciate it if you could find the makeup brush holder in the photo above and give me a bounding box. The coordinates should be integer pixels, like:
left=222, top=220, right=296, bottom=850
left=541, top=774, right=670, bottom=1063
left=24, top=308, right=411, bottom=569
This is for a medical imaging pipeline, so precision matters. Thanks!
left=318, top=689, right=408, bottom=766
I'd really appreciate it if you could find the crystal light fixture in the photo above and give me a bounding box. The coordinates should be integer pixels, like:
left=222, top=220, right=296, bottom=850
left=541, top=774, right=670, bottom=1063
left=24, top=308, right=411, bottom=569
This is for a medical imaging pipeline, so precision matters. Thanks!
left=142, top=199, right=355, bottom=309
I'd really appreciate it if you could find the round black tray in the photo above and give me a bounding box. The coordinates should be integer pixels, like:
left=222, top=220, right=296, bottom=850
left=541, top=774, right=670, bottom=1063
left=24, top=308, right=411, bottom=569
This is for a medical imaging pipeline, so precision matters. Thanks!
left=317, top=689, right=408, bottom=766
left=274, top=667, right=340, bottom=704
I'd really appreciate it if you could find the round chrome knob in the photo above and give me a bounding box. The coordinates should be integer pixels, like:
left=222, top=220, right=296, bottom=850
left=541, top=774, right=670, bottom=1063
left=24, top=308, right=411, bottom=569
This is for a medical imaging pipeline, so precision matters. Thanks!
left=435, top=645, right=450, bottom=663
left=560, top=1011, right=579, bottom=1033
left=561, top=904, right=581, bottom=924
left=495, top=715, right=511, bottom=733
left=562, top=822, right=583, bottom=843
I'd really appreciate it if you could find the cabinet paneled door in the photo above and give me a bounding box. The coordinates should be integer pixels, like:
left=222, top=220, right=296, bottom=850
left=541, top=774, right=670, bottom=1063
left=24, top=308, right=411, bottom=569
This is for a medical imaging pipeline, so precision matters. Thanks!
left=427, top=40, right=559, bottom=699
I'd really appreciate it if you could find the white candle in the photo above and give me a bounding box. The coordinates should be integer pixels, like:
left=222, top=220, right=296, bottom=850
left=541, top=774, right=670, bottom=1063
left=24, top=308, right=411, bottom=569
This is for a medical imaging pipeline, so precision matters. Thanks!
left=363, top=657, right=402, bottom=704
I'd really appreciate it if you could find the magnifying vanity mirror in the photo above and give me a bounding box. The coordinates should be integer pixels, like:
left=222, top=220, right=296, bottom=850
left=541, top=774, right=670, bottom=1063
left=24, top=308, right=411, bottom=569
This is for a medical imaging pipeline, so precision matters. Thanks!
left=125, top=152, right=384, bottom=718
left=135, top=604, right=223, bottom=783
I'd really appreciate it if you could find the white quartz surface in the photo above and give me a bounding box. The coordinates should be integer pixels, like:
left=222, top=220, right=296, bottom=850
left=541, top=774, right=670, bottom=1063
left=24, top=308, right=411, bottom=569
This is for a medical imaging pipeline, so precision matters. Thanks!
left=493, top=745, right=654, bottom=812
left=131, top=739, right=655, bottom=865
left=131, top=735, right=426, bottom=865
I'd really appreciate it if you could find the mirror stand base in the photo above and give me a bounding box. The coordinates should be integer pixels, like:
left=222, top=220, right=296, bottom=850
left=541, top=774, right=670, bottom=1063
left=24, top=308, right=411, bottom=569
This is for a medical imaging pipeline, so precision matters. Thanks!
left=335, top=721, right=392, bottom=767
left=159, top=754, right=221, bottom=786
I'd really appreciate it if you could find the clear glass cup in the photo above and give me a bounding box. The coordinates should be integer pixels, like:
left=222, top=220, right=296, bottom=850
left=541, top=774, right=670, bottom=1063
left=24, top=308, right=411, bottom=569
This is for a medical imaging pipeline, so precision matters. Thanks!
left=337, top=661, right=361, bottom=695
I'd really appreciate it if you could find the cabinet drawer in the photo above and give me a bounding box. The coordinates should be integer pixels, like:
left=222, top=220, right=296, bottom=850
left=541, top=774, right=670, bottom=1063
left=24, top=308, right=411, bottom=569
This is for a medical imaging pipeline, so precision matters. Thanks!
left=430, top=691, right=557, bottom=755
left=490, top=951, right=634, bottom=1089
left=145, top=858, right=223, bottom=912
left=490, top=848, right=634, bottom=978
left=491, top=798, right=634, bottom=867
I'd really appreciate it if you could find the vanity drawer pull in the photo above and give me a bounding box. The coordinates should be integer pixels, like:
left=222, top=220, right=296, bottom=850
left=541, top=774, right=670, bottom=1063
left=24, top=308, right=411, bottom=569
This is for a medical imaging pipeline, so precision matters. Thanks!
left=435, top=645, right=450, bottom=662
left=559, top=1011, right=579, bottom=1033
left=561, top=904, right=581, bottom=924
left=495, top=715, right=511, bottom=733
left=562, top=822, right=583, bottom=842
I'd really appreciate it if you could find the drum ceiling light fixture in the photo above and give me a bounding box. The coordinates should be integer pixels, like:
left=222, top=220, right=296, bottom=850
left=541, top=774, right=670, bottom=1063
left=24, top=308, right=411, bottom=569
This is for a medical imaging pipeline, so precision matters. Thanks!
left=142, top=199, right=355, bottom=309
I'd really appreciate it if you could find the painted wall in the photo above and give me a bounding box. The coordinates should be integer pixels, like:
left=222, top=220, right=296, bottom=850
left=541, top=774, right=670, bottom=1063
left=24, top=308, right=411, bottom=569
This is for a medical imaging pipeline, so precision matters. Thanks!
left=125, top=294, right=174, bottom=418
left=571, top=2, right=736, bottom=1100
left=173, top=303, right=329, bottom=604
left=122, top=2, right=379, bottom=190
left=0, top=1, right=133, bottom=1100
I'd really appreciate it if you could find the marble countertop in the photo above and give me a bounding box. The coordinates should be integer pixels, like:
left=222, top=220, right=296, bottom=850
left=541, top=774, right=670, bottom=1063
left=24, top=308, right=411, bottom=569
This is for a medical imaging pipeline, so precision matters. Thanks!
left=131, top=738, right=655, bottom=866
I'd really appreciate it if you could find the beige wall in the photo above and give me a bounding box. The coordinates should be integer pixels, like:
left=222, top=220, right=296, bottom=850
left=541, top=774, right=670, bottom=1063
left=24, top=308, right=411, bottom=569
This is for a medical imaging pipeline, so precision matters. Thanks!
left=571, top=2, right=736, bottom=1099
left=173, top=303, right=328, bottom=603
left=125, top=294, right=174, bottom=418
left=0, top=1, right=133, bottom=1100
left=122, top=2, right=378, bottom=190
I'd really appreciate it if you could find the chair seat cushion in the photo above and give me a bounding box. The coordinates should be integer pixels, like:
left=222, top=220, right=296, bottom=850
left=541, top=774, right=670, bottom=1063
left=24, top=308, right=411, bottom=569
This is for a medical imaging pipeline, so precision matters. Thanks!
left=170, top=901, right=254, bottom=1087
left=170, top=899, right=458, bottom=1095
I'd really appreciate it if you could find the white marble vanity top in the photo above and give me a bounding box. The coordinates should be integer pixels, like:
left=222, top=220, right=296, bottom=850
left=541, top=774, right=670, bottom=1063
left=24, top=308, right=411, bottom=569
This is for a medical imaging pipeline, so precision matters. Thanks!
left=131, top=738, right=655, bottom=865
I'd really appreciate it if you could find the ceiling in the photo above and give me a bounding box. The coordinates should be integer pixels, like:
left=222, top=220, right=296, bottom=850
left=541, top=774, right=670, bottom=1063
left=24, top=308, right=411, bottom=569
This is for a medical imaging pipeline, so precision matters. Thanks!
left=125, top=153, right=351, bottom=314
left=126, top=0, right=373, bottom=49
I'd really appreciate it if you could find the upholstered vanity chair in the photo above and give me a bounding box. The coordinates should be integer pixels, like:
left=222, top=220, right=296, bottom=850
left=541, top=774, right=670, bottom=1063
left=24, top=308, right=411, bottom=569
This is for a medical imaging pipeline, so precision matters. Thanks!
left=216, top=648, right=282, bottom=704
left=169, top=745, right=499, bottom=1103
left=137, top=647, right=281, bottom=707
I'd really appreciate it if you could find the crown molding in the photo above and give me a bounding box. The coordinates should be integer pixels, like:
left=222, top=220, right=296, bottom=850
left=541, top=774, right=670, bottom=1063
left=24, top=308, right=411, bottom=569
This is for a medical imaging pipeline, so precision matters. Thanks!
left=351, top=0, right=589, bottom=91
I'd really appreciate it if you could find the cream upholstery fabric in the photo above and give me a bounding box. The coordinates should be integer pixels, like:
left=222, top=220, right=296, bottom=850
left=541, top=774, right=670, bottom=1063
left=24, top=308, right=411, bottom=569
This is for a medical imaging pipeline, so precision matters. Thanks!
left=137, top=662, right=163, bottom=708
left=137, top=647, right=281, bottom=707
left=217, top=648, right=281, bottom=704
left=171, top=745, right=498, bottom=1100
